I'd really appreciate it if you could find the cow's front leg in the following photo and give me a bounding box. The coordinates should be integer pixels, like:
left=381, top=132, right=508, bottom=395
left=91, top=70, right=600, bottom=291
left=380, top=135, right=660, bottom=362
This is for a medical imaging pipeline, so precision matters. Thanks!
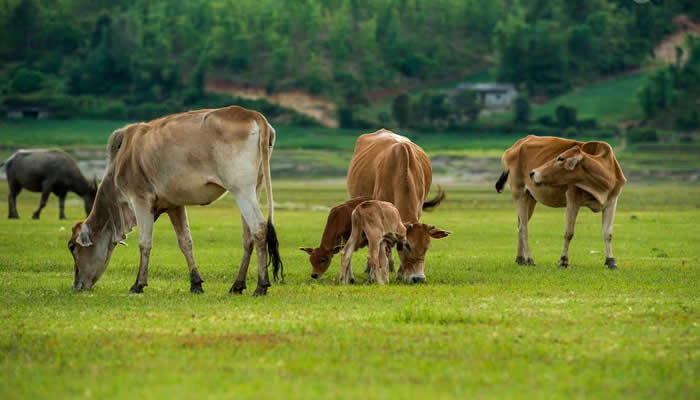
left=339, top=240, right=357, bottom=284
left=58, top=194, right=67, bottom=220
left=514, top=192, right=536, bottom=265
left=130, top=201, right=155, bottom=294
left=602, top=198, right=618, bottom=269
left=168, top=206, right=204, bottom=294
left=373, top=240, right=390, bottom=284
left=385, top=242, right=395, bottom=273
left=560, top=189, right=579, bottom=268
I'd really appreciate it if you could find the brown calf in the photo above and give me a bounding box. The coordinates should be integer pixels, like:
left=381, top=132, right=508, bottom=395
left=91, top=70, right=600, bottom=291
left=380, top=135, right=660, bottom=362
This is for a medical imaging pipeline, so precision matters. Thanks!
left=339, top=200, right=408, bottom=285
left=300, top=196, right=373, bottom=279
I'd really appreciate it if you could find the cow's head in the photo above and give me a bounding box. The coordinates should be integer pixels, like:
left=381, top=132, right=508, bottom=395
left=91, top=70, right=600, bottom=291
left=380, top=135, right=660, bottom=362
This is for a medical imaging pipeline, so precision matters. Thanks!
left=530, top=145, right=587, bottom=186
left=398, top=223, right=450, bottom=283
left=530, top=142, right=613, bottom=187
left=68, top=220, right=119, bottom=290
left=82, top=177, right=98, bottom=216
left=300, top=245, right=342, bottom=279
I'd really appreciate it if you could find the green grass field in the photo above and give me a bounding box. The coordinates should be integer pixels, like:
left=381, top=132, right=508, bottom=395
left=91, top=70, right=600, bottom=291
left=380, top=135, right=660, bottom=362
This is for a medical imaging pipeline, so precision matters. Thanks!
left=0, top=182, right=698, bottom=399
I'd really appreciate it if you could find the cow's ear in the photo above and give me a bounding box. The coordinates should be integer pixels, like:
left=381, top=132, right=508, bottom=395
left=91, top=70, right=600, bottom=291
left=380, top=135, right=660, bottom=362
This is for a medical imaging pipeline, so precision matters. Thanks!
left=565, top=155, right=582, bottom=171
left=76, top=223, right=93, bottom=247
left=299, top=247, right=314, bottom=255
left=428, top=226, right=451, bottom=239
left=332, top=245, right=343, bottom=254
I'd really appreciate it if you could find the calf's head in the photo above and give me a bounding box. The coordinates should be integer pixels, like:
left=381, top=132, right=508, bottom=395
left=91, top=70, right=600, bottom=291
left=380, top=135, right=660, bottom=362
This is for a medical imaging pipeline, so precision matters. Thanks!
left=398, top=223, right=450, bottom=283
left=300, top=245, right=342, bottom=279
left=68, top=221, right=119, bottom=290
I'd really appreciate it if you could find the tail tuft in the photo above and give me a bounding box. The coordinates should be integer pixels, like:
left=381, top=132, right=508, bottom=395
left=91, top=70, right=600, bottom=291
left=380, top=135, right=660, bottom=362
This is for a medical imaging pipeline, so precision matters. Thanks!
left=495, top=171, right=509, bottom=193
left=423, top=186, right=446, bottom=211
left=266, top=217, right=284, bottom=282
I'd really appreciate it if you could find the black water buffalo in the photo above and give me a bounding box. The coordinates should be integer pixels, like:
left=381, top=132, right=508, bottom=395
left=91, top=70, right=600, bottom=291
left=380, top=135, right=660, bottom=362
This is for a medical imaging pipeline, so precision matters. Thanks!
left=1, top=149, right=97, bottom=219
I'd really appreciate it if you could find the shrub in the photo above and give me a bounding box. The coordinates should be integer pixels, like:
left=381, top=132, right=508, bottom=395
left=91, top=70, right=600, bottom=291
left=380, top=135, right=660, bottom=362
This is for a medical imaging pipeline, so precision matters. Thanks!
left=10, top=69, right=45, bottom=93
left=627, top=128, right=658, bottom=144
left=555, top=105, right=577, bottom=128
left=513, top=95, right=531, bottom=124
left=536, top=115, right=555, bottom=126
left=392, top=94, right=411, bottom=128
left=563, top=126, right=578, bottom=138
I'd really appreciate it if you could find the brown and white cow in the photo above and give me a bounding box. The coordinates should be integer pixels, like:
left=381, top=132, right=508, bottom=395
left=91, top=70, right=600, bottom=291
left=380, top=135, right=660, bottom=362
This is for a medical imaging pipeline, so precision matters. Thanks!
left=68, top=106, right=282, bottom=295
left=340, top=200, right=408, bottom=285
left=495, top=135, right=626, bottom=269
left=299, top=196, right=375, bottom=279
left=347, top=129, right=450, bottom=283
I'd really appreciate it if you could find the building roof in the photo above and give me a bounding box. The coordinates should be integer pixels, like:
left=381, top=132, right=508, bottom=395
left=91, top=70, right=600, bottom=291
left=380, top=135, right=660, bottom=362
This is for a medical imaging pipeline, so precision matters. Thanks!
left=455, top=83, right=516, bottom=93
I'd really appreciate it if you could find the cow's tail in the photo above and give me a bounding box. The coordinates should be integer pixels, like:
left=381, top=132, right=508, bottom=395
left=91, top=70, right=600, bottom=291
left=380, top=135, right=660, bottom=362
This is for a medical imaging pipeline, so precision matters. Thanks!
left=423, top=185, right=446, bottom=211
left=260, top=119, right=283, bottom=282
left=495, top=170, right=509, bottom=193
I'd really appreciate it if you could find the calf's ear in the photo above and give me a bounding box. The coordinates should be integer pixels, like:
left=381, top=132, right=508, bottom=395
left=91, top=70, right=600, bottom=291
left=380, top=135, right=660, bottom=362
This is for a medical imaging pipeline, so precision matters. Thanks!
left=299, top=247, right=314, bottom=255
left=428, top=226, right=451, bottom=239
left=76, top=223, right=93, bottom=247
left=332, top=245, right=343, bottom=254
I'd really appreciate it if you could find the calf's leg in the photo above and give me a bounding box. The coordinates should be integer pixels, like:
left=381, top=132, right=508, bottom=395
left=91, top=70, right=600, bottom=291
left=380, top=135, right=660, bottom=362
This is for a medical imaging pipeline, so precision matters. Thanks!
left=130, top=200, right=155, bottom=294
left=340, top=215, right=362, bottom=284
left=168, top=206, right=204, bottom=294
left=602, top=198, right=618, bottom=269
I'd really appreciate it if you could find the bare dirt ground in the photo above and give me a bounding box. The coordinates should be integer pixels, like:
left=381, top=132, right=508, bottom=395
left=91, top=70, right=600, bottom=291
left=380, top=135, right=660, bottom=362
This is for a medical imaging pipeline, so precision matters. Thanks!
left=653, top=15, right=699, bottom=64
left=206, top=79, right=338, bottom=128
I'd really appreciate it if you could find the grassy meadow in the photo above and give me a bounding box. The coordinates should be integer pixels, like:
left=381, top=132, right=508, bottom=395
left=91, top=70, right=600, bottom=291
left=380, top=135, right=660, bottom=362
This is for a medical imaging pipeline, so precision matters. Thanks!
left=0, top=182, right=698, bottom=399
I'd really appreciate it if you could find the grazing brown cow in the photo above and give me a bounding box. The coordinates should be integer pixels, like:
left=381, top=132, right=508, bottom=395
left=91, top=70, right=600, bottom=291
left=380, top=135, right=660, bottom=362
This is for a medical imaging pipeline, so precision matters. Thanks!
left=67, top=106, right=282, bottom=295
left=299, top=196, right=375, bottom=279
left=495, top=135, right=626, bottom=269
left=347, top=129, right=449, bottom=283
left=339, top=200, right=408, bottom=285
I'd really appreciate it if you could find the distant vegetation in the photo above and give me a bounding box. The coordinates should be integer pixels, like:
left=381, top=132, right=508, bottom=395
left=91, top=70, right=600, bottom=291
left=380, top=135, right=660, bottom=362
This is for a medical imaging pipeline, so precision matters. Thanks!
left=1, top=0, right=698, bottom=126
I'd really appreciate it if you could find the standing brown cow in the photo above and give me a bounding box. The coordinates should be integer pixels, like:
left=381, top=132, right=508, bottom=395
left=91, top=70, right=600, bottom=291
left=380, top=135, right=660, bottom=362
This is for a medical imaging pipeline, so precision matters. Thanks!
left=495, top=135, right=626, bottom=268
left=347, top=129, right=449, bottom=283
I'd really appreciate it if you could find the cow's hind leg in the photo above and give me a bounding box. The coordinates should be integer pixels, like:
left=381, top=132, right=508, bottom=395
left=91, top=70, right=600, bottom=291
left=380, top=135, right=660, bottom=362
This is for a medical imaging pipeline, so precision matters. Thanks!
left=231, top=215, right=254, bottom=294
left=32, top=182, right=52, bottom=219
left=129, top=200, right=155, bottom=294
left=230, top=186, right=270, bottom=296
left=515, top=191, right=536, bottom=265
left=559, top=190, right=579, bottom=268
left=602, top=198, right=618, bottom=269
left=168, top=206, right=204, bottom=293
left=7, top=181, right=21, bottom=219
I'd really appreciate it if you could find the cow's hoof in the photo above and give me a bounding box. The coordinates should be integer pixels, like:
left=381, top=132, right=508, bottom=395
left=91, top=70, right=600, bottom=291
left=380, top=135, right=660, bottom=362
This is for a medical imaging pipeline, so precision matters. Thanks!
left=229, top=281, right=246, bottom=294
left=411, top=276, right=426, bottom=284
left=190, top=281, right=204, bottom=294
left=32, top=214, right=40, bottom=220
left=59, top=216, right=67, bottom=220
left=516, top=256, right=525, bottom=265
left=559, top=256, right=569, bottom=268
left=8, top=214, right=19, bottom=219
left=129, top=284, right=146, bottom=294
left=253, top=286, right=268, bottom=297
left=349, top=277, right=356, bottom=284
left=605, top=257, right=617, bottom=270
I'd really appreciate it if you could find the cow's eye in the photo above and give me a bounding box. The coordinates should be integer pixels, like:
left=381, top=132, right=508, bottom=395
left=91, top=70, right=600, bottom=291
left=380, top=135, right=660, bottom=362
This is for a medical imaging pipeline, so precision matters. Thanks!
left=557, top=156, right=565, bottom=162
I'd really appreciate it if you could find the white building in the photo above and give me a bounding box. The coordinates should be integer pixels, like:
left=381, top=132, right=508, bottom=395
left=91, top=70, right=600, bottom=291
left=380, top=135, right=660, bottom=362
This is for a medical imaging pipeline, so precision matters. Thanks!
left=454, top=83, right=518, bottom=109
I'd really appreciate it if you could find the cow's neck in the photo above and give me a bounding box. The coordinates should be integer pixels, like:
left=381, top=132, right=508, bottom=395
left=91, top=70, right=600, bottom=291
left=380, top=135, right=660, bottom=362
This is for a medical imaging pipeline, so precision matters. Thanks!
left=84, top=170, right=135, bottom=243
left=576, top=158, right=615, bottom=205
left=71, top=176, right=91, bottom=197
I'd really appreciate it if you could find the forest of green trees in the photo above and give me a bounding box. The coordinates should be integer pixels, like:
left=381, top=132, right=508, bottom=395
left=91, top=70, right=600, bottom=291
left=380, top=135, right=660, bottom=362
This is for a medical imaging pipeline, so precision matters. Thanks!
left=0, top=0, right=698, bottom=127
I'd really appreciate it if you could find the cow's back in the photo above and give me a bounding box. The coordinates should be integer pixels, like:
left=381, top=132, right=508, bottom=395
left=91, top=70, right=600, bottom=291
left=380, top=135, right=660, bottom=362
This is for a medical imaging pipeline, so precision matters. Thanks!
left=7, top=149, right=83, bottom=191
left=347, top=130, right=431, bottom=222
